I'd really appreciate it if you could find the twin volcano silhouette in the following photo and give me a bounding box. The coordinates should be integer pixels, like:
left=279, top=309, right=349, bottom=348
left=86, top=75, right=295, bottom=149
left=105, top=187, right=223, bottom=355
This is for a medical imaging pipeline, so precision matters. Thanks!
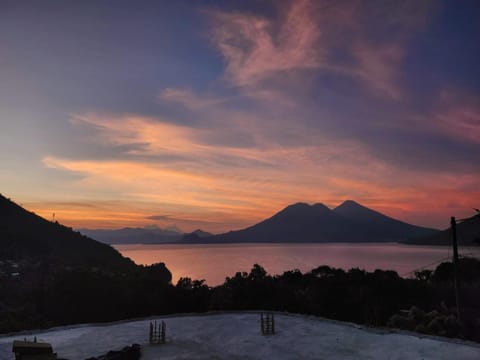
left=0, top=193, right=439, bottom=246
left=187, top=200, right=437, bottom=243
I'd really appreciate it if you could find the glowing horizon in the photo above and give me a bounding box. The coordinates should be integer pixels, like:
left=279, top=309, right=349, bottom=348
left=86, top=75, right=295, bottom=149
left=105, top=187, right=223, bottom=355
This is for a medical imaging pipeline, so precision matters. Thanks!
left=1, top=1, right=479, bottom=232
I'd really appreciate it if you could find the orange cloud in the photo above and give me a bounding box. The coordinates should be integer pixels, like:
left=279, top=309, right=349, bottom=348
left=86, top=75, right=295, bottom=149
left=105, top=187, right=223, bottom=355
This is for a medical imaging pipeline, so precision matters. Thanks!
left=38, top=114, right=374, bottom=230
left=327, top=172, right=480, bottom=229
left=37, top=111, right=479, bottom=231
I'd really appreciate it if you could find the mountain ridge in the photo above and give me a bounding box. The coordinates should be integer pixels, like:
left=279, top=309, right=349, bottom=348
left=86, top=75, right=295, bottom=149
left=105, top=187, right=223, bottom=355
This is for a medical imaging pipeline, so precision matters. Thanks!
left=79, top=226, right=183, bottom=245
left=14, top=197, right=445, bottom=245
left=185, top=200, right=438, bottom=244
left=0, top=194, right=136, bottom=271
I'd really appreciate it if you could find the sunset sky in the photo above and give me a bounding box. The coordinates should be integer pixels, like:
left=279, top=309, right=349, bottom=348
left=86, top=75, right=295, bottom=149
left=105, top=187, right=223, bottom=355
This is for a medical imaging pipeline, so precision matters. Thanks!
left=1, top=0, right=479, bottom=233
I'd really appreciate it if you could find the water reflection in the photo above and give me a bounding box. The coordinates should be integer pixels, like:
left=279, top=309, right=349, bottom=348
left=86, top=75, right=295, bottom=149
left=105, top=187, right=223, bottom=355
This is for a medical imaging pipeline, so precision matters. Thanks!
left=114, top=243, right=480, bottom=286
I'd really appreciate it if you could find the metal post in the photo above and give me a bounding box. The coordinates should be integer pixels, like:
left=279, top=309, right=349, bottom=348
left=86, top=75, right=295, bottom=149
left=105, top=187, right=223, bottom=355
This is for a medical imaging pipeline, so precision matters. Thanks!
left=161, top=321, right=166, bottom=343
left=450, top=217, right=460, bottom=320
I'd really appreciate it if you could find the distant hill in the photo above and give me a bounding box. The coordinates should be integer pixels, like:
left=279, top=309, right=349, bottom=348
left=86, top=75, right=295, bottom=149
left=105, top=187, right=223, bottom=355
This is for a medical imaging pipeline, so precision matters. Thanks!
left=189, top=201, right=439, bottom=244
left=181, top=229, right=214, bottom=242
left=0, top=194, right=135, bottom=271
left=79, top=226, right=183, bottom=244
left=404, top=213, right=480, bottom=246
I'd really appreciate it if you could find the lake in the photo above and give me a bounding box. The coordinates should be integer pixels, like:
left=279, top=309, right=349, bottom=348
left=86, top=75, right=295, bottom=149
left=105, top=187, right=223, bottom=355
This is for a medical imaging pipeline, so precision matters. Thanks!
left=114, top=243, right=480, bottom=286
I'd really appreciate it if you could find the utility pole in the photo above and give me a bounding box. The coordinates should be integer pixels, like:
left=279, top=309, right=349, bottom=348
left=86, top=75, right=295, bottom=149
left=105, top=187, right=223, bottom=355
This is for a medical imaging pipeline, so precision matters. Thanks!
left=450, top=216, right=460, bottom=320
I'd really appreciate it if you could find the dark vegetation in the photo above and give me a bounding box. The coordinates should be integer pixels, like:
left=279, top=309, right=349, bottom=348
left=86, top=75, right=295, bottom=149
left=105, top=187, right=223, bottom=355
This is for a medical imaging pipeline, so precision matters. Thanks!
left=1, top=194, right=479, bottom=342
left=2, top=258, right=480, bottom=342
left=207, top=258, right=480, bottom=341
left=0, top=194, right=172, bottom=330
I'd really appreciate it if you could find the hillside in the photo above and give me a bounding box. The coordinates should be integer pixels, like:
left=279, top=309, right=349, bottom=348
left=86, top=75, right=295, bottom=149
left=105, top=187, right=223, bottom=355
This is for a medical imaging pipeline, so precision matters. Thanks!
left=405, top=213, right=480, bottom=246
left=0, top=194, right=135, bottom=271
left=0, top=194, right=175, bottom=334
left=194, top=201, right=438, bottom=244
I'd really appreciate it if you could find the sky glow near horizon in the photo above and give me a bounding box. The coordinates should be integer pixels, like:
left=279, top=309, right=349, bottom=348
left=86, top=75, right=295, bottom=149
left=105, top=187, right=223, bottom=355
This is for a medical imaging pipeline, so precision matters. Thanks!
left=0, top=0, right=479, bottom=233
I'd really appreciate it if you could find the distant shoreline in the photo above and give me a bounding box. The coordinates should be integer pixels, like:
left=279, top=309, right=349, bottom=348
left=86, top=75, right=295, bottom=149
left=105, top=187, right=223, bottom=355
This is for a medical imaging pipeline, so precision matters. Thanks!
left=110, top=241, right=456, bottom=246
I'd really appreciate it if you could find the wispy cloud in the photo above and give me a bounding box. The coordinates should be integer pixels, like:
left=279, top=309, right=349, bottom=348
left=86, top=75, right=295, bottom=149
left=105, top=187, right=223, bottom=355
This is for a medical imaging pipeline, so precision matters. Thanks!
left=38, top=0, right=477, bottom=231
left=349, top=43, right=404, bottom=99
left=208, top=0, right=434, bottom=99
left=2, top=0, right=478, bottom=233
left=159, top=88, right=231, bottom=109
left=39, top=113, right=378, bottom=229
left=39, top=108, right=479, bottom=231
left=433, top=91, right=480, bottom=144
left=209, top=0, right=322, bottom=88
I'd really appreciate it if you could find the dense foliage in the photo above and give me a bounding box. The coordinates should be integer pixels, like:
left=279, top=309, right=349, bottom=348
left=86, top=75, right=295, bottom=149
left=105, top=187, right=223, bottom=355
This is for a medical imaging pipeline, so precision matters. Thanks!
left=1, top=257, right=479, bottom=342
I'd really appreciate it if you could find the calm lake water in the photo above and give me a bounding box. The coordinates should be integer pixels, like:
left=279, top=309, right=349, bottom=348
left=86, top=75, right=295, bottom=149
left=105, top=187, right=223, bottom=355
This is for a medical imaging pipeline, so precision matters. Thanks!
left=114, top=243, right=480, bottom=286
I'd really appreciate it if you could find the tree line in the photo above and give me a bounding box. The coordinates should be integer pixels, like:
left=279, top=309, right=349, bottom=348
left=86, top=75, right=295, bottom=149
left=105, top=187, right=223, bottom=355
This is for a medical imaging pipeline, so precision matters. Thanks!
left=1, top=258, right=479, bottom=342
